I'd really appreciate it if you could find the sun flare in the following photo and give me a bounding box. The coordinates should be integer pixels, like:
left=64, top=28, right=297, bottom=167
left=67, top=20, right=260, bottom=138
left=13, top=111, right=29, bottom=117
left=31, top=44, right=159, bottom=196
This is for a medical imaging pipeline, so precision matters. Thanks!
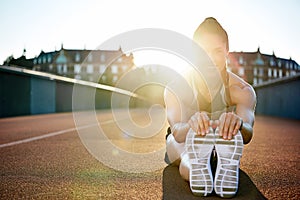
left=133, top=50, right=189, bottom=74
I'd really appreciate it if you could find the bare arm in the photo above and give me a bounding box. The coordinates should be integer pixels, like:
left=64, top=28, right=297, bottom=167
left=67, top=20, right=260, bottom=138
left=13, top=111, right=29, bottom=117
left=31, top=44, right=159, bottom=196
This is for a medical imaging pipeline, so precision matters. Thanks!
left=164, top=86, right=211, bottom=143
left=218, top=83, right=256, bottom=144
left=234, top=85, right=256, bottom=144
left=164, top=87, right=190, bottom=143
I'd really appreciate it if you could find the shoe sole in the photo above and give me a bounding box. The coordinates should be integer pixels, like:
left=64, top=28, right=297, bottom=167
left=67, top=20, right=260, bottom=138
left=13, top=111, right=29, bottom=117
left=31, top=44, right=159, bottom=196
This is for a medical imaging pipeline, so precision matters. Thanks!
left=185, top=128, right=214, bottom=196
left=214, top=130, right=244, bottom=198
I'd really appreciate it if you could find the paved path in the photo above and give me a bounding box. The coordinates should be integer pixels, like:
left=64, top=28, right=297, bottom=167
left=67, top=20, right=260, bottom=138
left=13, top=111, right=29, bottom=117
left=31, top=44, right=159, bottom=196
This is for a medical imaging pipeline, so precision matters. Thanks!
left=0, top=111, right=299, bottom=199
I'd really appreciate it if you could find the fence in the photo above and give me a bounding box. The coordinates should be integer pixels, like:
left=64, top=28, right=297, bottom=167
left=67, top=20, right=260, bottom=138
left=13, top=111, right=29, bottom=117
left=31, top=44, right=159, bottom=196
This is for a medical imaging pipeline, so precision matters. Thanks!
left=1, top=66, right=299, bottom=120
left=254, top=74, right=300, bottom=120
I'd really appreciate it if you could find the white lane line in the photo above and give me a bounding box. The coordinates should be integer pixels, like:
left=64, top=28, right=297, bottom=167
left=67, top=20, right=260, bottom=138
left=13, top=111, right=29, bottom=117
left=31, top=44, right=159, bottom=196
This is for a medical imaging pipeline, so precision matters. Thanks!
left=0, top=123, right=101, bottom=149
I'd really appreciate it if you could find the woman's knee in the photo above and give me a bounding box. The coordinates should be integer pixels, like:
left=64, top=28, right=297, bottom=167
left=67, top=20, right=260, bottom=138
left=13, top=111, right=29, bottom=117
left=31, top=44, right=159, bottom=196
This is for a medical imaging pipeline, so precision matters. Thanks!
left=166, top=134, right=184, bottom=163
left=179, top=162, right=189, bottom=181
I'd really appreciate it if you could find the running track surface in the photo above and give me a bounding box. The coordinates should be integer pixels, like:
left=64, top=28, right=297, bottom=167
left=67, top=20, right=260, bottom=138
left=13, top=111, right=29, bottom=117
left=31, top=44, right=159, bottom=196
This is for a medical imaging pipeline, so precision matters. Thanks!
left=0, top=110, right=299, bottom=199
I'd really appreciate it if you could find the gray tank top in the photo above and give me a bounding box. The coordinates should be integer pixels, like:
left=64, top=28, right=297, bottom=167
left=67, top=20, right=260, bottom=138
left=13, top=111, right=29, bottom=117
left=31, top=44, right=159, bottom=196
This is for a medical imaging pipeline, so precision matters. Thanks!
left=184, top=68, right=235, bottom=120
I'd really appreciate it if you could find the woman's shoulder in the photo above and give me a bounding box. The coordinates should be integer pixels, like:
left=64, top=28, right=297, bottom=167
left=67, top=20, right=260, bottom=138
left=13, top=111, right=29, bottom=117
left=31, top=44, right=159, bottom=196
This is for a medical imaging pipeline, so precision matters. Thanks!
left=228, top=71, right=256, bottom=105
left=228, top=71, right=252, bottom=89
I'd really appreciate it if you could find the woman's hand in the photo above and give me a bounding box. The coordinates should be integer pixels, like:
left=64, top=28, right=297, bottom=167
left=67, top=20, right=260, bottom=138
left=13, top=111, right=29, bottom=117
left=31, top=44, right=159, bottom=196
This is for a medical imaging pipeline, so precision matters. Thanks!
left=188, top=112, right=210, bottom=136
left=216, top=112, right=243, bottom=140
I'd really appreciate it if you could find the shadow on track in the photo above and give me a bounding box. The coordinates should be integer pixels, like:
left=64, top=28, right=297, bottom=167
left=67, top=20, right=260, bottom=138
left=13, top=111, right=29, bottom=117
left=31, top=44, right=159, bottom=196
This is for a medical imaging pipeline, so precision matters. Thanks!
left=162, top=164, right=267, bottom=200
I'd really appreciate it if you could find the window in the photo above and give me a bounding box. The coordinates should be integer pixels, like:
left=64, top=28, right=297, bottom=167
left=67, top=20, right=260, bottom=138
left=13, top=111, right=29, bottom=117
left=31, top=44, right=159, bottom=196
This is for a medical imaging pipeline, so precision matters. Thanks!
left=238, top=67, right=244, bottom=76
left=75, top=53, right=80, bottom=62
left=291, top=70, right=296, bottom=76
left=56, top=51, right=67, bottom=64
left=111, top=65, right=118, bottom=74
left=253, top=67, right=257, bottom=76
left=118, top=57, right=122, bottom=62
left=43, top=56, right=46, bottom=64
left=47, top=55, right=52, bottom=63
left=238, top=56, right=243, bottom=65
left=270, top=58, right=275, bottom=66
left=57, top=64, right=62, bottom=74
left=279, top=70, right=282, bottom=78
left=63, top=64, right=67, bottom=73
left=268, top=68, right=272, bottom=77
left=258, top=78, right=263, bottom=84
left=278, top=61, right=282, bottom=67
left=273, top=69, right=277, bottom=78
left=74, top=64, right=81, bottom=74
left=49, top=64, right=53, bottom=71
left=259, top=68, right=264, bottom=76
left=100, top=54, right=105, bottom=62
left=255, top=54, right=264, bottom=65
left=112, top=75, right=118, bottom=83
left=87, top=64, right=93, bottom=74
left=253, top=77, right=257, bottom=85
left=99, top=64, right=106, bottom=73
left=88, top=54, right=93, bottom=62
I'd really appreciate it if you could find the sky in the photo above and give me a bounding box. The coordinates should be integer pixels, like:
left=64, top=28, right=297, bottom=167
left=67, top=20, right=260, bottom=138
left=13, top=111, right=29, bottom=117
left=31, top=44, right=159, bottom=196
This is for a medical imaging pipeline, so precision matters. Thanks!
left=1, top=0, right=299, bottom=68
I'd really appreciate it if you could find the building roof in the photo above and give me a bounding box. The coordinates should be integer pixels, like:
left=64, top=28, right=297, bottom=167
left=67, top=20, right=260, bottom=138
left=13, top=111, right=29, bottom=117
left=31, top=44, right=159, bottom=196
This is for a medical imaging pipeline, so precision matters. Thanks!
left=34, top=46, right=133, bottom=65
left=3, top=55, right=33, bottom=69
left=228, top=48, right=299, bottom=70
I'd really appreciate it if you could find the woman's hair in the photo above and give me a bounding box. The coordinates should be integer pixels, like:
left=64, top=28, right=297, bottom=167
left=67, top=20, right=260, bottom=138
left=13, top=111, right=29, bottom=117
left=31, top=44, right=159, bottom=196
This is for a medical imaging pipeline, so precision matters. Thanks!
left=193, top=17, right=229, bottom=51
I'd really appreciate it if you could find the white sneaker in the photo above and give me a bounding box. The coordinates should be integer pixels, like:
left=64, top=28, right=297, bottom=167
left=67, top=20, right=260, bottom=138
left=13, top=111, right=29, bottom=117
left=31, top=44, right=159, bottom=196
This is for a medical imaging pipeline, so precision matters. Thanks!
left=214, top=129, right=244, bottom=198
left=185, top=127, right=215, bottom=196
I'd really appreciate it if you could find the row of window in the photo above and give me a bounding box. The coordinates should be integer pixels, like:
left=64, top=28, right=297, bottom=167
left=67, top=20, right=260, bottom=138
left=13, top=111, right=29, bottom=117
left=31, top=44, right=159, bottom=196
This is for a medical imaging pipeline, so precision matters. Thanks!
left=33, top=55, right=52, bottom=65
left=253, top=78, right=263, bottom=85
left=78, top=53, right=109, bottom=63
left=232, top=56, right=298, bottom=70
left=231, top=66, right=298, bottom=86
left=54, top=64, right=129, bottom=74
left=253, top=67, right=297, bottom=78
left=33, top=53, right=128, bottom=65
left=253, top=74, right=285, bottom=85
left=267, top=68, right=282, bottom=78
left=252, top=71, right=296, bottom=85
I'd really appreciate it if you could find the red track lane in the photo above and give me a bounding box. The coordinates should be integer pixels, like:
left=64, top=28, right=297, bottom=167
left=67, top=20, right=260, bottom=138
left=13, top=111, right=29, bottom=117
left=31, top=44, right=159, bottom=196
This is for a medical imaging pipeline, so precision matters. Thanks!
left=0, top=111, right=299, bottom=199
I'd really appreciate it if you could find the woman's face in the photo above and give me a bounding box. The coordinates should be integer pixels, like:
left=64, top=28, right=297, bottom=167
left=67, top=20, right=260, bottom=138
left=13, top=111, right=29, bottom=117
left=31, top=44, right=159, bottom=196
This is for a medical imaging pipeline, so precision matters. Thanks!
left=196, top=33, right=228, bottom=70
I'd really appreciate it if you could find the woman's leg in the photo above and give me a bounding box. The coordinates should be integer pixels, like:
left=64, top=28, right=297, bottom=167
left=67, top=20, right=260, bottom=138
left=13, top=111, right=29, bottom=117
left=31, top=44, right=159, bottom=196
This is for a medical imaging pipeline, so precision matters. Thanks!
left=179, top=152, right=190, bottom=181
left=166, top=133, right=190, bottom=180
left=166, top=134, right=185, bottom=165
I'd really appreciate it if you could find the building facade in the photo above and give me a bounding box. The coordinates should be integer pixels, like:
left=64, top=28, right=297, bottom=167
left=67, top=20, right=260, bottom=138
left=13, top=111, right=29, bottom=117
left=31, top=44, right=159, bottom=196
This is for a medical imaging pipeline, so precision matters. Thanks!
left=227, top=48, right=300, bottom=85
left=4, top=47, right=300, bottom=87
left=32, top=46, right=135, bottom=85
